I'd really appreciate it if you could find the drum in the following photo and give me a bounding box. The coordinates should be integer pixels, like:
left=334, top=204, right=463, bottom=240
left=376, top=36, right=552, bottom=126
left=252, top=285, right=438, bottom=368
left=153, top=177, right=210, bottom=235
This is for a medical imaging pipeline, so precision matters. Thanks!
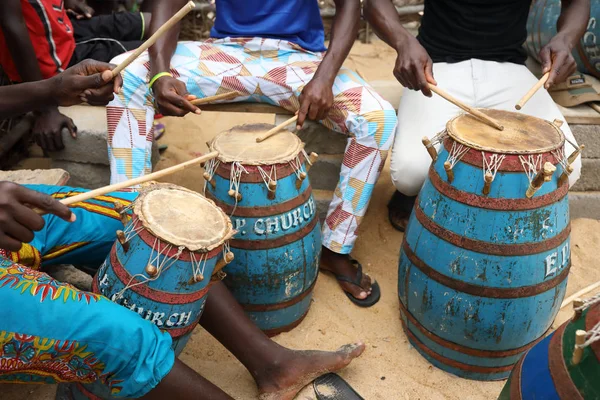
left=499, top=297, right=600, bottom=399
left=526, top=0, right=600, bottom=79
left=56, top=183, right=234, bottom=399
left=204, top=123, right=321, bottom=336
left=399, top=110, right=577, bottom=380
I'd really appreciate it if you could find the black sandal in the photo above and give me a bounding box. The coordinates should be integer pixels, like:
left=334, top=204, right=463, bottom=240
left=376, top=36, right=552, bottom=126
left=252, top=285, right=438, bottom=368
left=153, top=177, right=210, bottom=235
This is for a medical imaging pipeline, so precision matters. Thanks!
left=387, top=191, right=416, bottom=232
left=325, top=258, right=381, bottom=308
left=314, top=373, right=365, bottom=400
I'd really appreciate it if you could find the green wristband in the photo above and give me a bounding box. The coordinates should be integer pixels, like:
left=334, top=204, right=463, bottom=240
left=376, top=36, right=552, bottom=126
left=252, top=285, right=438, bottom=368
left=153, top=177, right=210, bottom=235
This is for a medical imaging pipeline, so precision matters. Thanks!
left=149, top=72, right=172, bottom=89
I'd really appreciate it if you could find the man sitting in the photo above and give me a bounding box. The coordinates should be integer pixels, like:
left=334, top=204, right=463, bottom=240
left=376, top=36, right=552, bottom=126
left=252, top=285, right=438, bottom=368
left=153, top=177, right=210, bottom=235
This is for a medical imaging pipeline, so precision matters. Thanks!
left=0, top=60, right=364, bottom=400
left=107, top=0, right=397, bottom=307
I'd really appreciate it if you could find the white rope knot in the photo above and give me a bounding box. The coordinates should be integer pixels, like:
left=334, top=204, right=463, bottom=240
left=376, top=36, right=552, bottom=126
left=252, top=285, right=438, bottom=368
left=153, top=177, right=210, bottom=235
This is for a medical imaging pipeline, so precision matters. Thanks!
left=577, top=322, right=600, bottom=349
left=229, top=162, right=248, bottom=215
left=123, top=219, right=143, bottom=242
left=518, top=154, right=542, bottom=183
left=190, top=251, right=208, bottom=283
left=203, top=158, right=220, bottom=194
left=289, top=155, right=306, bottom=179
left=257, top=165, right=278, bottom=191
left=574, top=293, right=600, bottom=313
left=431, top=130, right=449, bottom=147
left=482, top=152, right=506, bottom=181
left=446, top=141, right=469, bottom=169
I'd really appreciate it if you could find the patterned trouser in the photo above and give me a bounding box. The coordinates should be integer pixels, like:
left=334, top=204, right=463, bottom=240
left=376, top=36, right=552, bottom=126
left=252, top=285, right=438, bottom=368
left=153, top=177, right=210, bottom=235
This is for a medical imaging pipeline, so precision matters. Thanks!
left=0, top=185, right=174, bottom=398
left=107, top=38, right=397, bottom=254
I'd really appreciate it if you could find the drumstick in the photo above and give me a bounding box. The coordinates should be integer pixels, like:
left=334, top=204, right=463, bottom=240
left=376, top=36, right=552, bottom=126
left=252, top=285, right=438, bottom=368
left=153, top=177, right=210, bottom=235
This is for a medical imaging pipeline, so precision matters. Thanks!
left=428, top=84, right=504, bottom=131
left=515, top=72, right=550, bottom=110
left=256, top=115, right=299, bottom=143
left=190, top=91, right=240, bottom=106
left=111, top=1, right=195, bottom=78
left=35, top=151, right=219, bottom=213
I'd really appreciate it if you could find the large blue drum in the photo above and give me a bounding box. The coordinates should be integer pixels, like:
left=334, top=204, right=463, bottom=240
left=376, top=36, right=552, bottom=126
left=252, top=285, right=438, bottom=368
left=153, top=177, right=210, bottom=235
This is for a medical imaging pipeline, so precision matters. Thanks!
left=526, top=0, right=600, bottom=78
left=57, top=183, right=234, bottom=399
left=205, top=124, right=321, bottom=336
left=399, top=110, right=575, bottom=380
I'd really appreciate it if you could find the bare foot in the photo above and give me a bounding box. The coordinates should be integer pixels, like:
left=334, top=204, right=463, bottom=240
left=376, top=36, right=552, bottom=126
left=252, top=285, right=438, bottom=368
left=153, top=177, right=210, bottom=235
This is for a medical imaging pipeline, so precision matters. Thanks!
left=320, top=247, right=373, bottom=300
left=256, top=342, right=365, bottom=400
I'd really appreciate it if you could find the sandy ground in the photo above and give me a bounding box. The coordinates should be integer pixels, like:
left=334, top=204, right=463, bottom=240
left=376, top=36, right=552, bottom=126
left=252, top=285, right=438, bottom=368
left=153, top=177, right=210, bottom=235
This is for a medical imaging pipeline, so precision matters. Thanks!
left=3, top=40, right=600, bottom=400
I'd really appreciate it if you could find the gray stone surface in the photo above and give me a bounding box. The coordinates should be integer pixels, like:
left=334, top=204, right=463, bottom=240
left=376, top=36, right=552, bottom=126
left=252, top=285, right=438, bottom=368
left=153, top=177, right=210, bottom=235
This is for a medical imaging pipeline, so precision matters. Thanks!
left=308, top=154, right=343, bottom=191
left=1, top=168, right=69, bottom=185
left=313, top=189, right=333, bottom=221
left=570, top=191, right=600, bottom=220
left=46, top=265, right=92, bottom=291
left=571, top=124, right=600, bottom=159
left=571, top=159, right=600, bottom=192
left=297, top=124, right=347, bottom=155
left=51, top=161, right=109, bottom=189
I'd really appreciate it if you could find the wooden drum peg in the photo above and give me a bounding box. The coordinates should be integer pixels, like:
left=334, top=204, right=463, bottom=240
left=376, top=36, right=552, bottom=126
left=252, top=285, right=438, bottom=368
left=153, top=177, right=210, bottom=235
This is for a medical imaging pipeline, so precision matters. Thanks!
left=188, top=272, right=204, bottom=284
left=573, top=298, right=584, bottom=320
left=305, top=152, right=319, bottom=173
left=568, top=144, right=585, bottom=164
left=145, top=264, right=158, bottom=277
left=444, top=162, right=454, bottom=183
left=210, top=270, right=227, bottom=282
left=295, top=172, right=307, bottom=190
left=113, top=201, right=130, bottom=226
left=228, top=189, right=242, bottom=201
left=572, top=329, right=587, bottom=365
left=553, top=119, right=564, bottom=128
left=422, top=137, right=438, bottom=161
left=558, top=164, right=574, bottom=187
left=267, top=180, right=277, bottom=200
left=116, top=230, right=129, bottom=253
left=526, top=162, right=556, bottom=198
left=482, top=173, right=493, bottom=196
left=214, top=252, right=235, bottom=275
left=203, top=171, right=216, bottom=189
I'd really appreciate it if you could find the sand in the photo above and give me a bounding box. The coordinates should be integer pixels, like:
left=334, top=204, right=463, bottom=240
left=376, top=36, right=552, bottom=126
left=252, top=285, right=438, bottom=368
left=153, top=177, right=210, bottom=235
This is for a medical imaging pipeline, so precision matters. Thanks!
left=3, top=40, right=600, bottom=400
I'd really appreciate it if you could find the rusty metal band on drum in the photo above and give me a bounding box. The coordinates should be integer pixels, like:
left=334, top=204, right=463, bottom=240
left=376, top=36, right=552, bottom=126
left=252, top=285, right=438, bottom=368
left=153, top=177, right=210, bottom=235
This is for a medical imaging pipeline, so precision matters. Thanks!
left=443, top=138, right=559, bottom=172
left=399, top=301, right=548, bottom=358
left=263, top=309, right=311, bottom=337
left=239, top=278, right=317, bottom=312
left=213, top=153, right=306, bottom=183
left=205, top=186, right=313, bottom=217
left=414, top=204, right=572, bottom=256
left=230, top=215, right=319, bottom=250
left=428, top=168, right=569, bottom=211
left=548, top=323, right=584, bottom=400
left=402, top=240, right=570, bottom=298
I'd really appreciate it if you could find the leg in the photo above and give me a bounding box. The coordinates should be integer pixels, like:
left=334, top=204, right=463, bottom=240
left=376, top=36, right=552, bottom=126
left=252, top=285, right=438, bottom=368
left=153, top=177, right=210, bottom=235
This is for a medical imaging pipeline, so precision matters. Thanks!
left=200, top=282, right=365, bottom=400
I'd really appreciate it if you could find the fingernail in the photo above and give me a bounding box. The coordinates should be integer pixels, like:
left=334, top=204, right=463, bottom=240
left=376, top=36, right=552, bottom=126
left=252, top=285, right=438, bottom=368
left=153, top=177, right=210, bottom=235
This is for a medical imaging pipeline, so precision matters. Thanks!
left=296, top=124, right=302, bottom=130
left=195, top=109, right=202, bottom=115
left=69, top=213, right=77, bottom=222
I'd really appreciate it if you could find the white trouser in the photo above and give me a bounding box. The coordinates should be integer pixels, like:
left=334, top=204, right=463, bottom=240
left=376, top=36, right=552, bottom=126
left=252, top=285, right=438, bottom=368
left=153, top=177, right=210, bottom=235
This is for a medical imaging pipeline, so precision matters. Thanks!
left=390, top=59, right=582, bottom=196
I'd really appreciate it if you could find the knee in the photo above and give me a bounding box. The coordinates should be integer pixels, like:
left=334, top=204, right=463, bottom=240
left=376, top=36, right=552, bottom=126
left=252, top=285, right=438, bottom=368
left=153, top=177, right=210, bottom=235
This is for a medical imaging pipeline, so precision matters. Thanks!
left=390, top=160, right=428, bottom=196
left=353, top=108, right=398, bottom=150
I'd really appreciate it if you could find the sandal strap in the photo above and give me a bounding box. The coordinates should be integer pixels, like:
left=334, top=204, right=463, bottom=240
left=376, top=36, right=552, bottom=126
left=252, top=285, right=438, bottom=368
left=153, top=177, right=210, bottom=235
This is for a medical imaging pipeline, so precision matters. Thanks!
left=335, top=260, right=364, bottom=288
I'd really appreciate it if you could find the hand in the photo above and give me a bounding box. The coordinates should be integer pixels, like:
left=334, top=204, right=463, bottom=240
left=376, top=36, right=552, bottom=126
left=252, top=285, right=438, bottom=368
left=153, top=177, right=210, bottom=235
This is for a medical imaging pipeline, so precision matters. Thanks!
left=48, top=59, right=122, bottom=107
left=393, top=34, right=437, bottom=97
left=33, top=108, right=76, bottom=152
left=0, top=182, right=74, bottom=251
left=540, top=35, right=578, bottom=88
left=65, top=0, right=94, bottom=19
left=152, top=75, right=200, bottom=117
left=297, top=77, right=334, bottom=129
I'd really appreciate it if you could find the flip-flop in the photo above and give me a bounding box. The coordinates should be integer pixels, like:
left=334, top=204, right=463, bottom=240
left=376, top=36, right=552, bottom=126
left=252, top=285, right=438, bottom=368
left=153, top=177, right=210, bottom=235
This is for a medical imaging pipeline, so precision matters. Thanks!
left=313, top=373, right=365, bottom=400
left=153, top=122, right=166, bottom=140
left=324, top=258, right=381, bottom=307
left=388, top=208, right=409, bottom=232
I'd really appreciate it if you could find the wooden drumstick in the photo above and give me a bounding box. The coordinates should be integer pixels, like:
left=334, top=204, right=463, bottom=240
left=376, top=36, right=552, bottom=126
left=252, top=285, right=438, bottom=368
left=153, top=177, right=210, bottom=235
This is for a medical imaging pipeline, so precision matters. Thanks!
left=256, top=115, right=299, bottom=143
left=515, top=72, right=550, bottom=111
left=35, top=151, right=219, bottom=214
left=191, top=91, right=241, bottom=106
left=428, top=84, right=504, bottom=131
left=111, top=1, right=195, bottom=77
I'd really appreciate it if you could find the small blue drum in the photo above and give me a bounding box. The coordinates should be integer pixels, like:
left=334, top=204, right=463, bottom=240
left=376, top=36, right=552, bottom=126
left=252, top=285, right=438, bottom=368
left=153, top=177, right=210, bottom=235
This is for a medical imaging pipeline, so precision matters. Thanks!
left=204, top=124, right=321, bottom=336
left=57, top=183, right=234, bottom=399
left=399, top=110, right=577, bottom=380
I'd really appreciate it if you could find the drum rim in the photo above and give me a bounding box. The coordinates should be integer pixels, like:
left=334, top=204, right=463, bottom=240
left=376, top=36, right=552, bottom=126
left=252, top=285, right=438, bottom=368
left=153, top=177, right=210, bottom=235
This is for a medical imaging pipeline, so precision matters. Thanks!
left=209, top=123, right=305, bottom=165
left=446, top=109, right=565, bottom=154
left=134, top=183, right=235, bottom=252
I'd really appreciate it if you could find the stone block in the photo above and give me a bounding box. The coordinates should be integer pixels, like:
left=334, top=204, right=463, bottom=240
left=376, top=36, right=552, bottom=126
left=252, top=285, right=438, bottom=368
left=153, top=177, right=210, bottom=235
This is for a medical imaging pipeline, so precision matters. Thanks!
left=51, top=161, right=109, bottom=189
left=571, top=159, right=600, bottom=192
left=308, top=154, right=343, bottom=191
left=1, top=168, right=69, bottom=185
left=313, top=189, right=333, bottom=221
left=571, top=124, right=600, bottom=159
left=569, top=191, right=600, bottom=220
left=46, top=265, right=92, bottom=291
left=274, top=114, right=348, bottom=155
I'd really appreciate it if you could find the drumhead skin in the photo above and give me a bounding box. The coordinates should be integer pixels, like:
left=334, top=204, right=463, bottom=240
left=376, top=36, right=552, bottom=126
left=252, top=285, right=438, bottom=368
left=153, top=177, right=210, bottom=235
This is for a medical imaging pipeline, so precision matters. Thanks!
left=210, top=123, right=304, bottom=165
left=135, top=184, right=233, bottom=251
left=447, top=109, right=565, bottom=154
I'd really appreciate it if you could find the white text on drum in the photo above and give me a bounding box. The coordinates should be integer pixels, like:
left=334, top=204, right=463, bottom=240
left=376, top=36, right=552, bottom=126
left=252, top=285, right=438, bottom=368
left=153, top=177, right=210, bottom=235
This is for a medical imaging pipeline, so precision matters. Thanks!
left=544, top=242, right=570, bottom=279
left=109, top=292, right=197, bottom=328
left=233, top=198, right=315, bottom=236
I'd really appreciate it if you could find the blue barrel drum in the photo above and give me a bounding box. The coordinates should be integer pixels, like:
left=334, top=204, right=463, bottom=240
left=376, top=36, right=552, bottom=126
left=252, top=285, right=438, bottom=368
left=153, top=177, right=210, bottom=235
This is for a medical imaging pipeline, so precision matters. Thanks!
left=57, top=183, right=235, bottom=399
left=526, top=0, right=600, bottom=78
left=204, top=123, right=321, bottom=336
left=399, top=110, right=578, bottom=380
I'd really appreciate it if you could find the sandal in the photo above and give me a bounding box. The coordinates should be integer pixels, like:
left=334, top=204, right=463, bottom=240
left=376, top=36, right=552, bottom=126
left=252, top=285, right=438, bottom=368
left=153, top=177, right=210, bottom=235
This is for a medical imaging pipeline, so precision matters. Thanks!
left=322, top=258, right=381, bottom=308
left=314, top=373, right=365, bottom=400
left=388, top=191, right=416, bottom=232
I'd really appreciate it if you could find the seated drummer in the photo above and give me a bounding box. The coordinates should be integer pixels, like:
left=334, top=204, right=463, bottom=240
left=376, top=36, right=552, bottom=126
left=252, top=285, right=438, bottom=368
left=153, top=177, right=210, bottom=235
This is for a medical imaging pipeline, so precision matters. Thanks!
left=364, top=0, right=589, bottom=231
left=0, top=63, right=364, bottom=399
left=107, top=0, right=397, bottom=307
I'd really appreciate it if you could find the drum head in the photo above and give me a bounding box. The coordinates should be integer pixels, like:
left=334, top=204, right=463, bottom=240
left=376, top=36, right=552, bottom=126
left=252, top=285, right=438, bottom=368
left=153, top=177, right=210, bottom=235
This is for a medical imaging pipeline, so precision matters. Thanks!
left=447, top=109, right=564, bottom=154
left=135, top=184, right=233, bottom=251
left=210, top=123, right=304, bottom=165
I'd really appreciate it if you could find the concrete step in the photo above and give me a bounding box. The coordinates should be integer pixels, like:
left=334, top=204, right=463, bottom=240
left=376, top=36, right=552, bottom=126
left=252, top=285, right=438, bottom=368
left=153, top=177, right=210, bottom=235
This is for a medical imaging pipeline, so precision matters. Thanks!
left=570, top=191, right=600, bottom=220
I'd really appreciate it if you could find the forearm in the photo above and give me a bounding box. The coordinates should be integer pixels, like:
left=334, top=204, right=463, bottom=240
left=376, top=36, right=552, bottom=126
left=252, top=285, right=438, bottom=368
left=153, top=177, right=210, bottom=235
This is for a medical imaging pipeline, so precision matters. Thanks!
left=0, top=81, right=54, bottom=119
left=363, top=0, right=412, bottom=51
left=314, top=0, right=360, bottom=83
left=148, top=0, right=187, bottom=76
left=556, top=0, right=590, bottom=47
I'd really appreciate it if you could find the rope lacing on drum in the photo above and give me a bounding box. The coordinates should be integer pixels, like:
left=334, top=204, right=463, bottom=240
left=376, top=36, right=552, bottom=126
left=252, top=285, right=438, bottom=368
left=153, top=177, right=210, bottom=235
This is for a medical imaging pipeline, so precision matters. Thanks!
left=552, top=147, right=569, bottom=171
left=123, top=219, right=143, bottom=242
left=301, top=149, right=312, bottom=166
left=190, top=251, right=208, bottom=283
left=289, top=154, right=306, bottom=179
left=257, top=165, right=277, bottom=191
left=576, top=322, right=600, bottom=349
left=482, top=153, right=506, bottom=181
left=445, top=141, right=469, bottom=169
left=574, top=293, right=600, bottom=313
left=203, top=158, right=220, bottom=195
left=518, top=154, right=543, bottom=183
left=113, top=240, right=185, bottom=300
left=430, top=130, right=448, bottom=147
left=229, top=162, right=248, bottom=214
